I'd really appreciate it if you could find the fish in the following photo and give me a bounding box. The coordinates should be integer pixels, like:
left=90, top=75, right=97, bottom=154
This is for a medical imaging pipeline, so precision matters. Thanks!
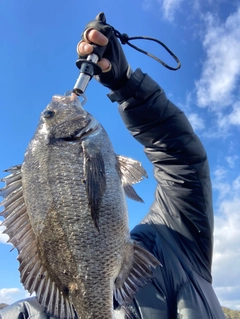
left=0, top=94, right=160, bottom=319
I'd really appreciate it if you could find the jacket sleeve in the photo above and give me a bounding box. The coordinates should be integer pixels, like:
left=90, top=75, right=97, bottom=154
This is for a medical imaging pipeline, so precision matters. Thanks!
left=0, top=297, right=53, bottom=319
left=108, top=68, right=214, bottom=281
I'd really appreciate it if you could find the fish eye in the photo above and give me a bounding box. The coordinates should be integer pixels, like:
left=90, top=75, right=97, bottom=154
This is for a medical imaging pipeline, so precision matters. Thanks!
left=43, top=110, right=55, bottom=118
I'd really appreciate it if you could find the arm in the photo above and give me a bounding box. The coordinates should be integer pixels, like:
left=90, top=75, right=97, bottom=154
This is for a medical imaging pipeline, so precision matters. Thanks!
left=109, top=69, right=221, bottom=318
left=78, top=14, right=214, bottom=282
left=108, top=68, right=214, bottom=280
left=0, top=297, right=51, bottom=319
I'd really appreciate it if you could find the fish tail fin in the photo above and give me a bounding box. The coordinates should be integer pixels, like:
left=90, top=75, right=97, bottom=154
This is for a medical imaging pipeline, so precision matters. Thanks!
left=114, top=241, right=161, bottom=306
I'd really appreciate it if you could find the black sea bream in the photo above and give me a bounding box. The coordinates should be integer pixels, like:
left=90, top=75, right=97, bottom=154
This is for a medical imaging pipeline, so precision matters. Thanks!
left=0, top=94, right=160, bottom=319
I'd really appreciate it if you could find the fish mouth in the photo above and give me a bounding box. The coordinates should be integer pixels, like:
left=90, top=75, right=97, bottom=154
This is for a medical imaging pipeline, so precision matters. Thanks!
left=61, top=117, right=100, bottom=142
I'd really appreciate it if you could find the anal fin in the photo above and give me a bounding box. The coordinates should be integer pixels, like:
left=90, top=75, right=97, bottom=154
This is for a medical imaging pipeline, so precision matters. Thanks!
left=114, top=241, right=161, bottom=306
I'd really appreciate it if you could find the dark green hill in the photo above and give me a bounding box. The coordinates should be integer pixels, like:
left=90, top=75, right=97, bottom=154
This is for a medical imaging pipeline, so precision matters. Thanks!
left=223, top=307, right=240, bottom=319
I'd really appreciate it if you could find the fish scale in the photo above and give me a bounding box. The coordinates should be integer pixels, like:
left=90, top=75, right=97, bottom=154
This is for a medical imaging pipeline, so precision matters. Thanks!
left=23, top=117, right=127, bottom=318
left=0, top=94, right=160, bottom=319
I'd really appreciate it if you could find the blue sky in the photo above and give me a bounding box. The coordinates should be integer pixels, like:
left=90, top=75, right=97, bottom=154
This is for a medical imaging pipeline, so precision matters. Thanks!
left=1, top=0, right=240, bottom=311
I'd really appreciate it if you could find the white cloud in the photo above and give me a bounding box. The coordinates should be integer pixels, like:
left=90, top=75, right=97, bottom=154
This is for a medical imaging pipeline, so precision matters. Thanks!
left=0, top=226, right=9, bottom=244
left=177, top=93, right=205, bottom=131
left=228, top=101, right=240, bottom=125
left=215, top=286, right=240, bottom=311
left=212, top=167, right=231, bottom=199
left=161, top=0, right=184, bottom=21
left=142, top=0, right=185, bottom=21
left=233, top=175, right=240, bottom=191
left=142, top=0, right=228, bottom=23
left=0, top=287, right=33, bottom=305
left=188, top=112, right=205, bottom=131
left=213, top=101, right=240, bottom=132
left=212, top=174, right=240, bottom=309
left=195, top=8, right=240, bottom=109
left=0, top=288, right=22, bottom=305
left=225, top=155, right=239, bottom=168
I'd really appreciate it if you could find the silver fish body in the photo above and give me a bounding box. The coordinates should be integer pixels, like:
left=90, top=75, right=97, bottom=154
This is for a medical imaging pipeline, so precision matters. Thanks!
left=0, top=95, right=160, bottom=319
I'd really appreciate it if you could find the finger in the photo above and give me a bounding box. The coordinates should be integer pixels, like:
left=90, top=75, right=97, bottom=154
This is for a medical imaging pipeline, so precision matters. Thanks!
left=84, top=29, right=108, bottom=46
left=77, top=41, right=93, bottom=55
left=77, top=44, right=111, bottom=72
left=97, top=58, right=112, bottom=72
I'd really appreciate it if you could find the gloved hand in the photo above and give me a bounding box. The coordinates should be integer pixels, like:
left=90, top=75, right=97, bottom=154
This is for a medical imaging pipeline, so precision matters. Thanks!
left=77, top=12, right=131, bottom=90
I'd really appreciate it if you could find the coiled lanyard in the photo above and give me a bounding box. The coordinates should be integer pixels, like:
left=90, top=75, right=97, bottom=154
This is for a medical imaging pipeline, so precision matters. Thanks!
left=113, top=28, right=181, bottom=71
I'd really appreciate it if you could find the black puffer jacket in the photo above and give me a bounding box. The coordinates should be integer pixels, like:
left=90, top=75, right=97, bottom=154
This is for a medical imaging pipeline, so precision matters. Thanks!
left=109, top=69, right=225, bottom=319
left=0, top=69, right=225, bottom=319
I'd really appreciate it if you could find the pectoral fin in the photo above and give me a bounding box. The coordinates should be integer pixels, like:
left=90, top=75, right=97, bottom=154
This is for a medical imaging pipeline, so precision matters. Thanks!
left=117, top=155, right=148, bottom=202
left=114, top=241, right=161, bottom=306
left=83, top=139, right=106, bottom=230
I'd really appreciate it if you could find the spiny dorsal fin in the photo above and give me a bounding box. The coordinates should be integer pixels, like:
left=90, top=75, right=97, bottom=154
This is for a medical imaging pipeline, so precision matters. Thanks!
left=0, top=165, right=76, bottom=319
left=116, top=155, right=147, bottom=202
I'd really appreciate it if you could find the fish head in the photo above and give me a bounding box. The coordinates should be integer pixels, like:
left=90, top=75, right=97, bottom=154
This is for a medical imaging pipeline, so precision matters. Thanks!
left=37, top=93, right=100, bottom=144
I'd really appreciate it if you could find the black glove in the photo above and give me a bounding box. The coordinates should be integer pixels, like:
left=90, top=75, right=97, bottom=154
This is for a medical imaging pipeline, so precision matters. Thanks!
left=79, top=12, right=131, bottom=90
